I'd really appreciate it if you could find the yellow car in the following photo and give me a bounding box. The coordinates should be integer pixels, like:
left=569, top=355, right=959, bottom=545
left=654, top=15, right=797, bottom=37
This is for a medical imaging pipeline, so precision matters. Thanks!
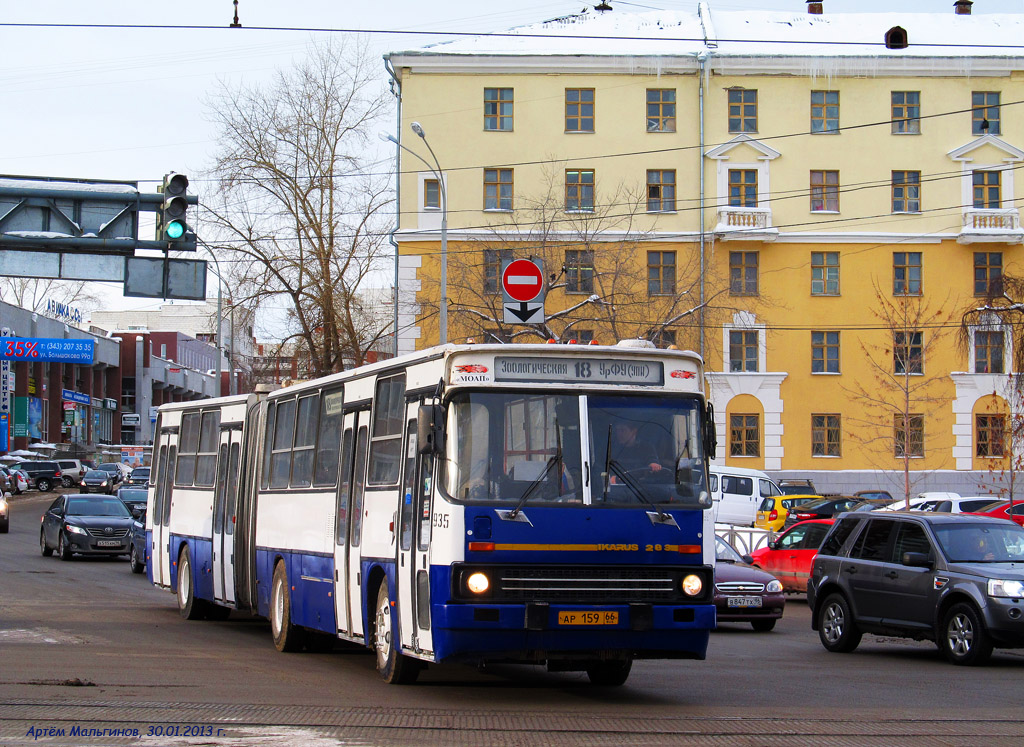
left=755, top=495, right=822, bottom=532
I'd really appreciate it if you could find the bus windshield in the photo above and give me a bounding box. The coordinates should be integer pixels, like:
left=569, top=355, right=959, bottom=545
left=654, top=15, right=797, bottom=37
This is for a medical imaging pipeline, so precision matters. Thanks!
left=444, top=391, right=708, bottom=509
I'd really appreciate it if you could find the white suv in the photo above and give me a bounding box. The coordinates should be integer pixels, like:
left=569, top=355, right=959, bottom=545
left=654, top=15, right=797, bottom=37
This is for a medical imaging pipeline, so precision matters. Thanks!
left=56, top=460, right=87, bottom=487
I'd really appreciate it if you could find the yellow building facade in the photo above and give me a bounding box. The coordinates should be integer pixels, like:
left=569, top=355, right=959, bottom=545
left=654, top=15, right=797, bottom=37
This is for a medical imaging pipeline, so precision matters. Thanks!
left=385, top=3, right=1024, bottom=494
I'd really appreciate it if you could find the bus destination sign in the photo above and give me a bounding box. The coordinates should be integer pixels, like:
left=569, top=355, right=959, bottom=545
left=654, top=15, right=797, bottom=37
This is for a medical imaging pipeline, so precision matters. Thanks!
left=494, top=357, right=663, bottom=385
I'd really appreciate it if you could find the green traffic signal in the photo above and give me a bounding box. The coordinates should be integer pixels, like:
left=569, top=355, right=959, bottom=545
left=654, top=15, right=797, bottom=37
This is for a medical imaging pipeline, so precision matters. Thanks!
left=166, top=220, right=185, bottom=240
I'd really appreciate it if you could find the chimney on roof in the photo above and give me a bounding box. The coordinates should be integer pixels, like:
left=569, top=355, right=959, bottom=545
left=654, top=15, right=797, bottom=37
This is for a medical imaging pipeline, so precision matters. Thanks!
left=806, top=1, right=823, bottom=14
left=954, top=0, right=973, bottom=14
left=594, top=1, right=612, bottom=11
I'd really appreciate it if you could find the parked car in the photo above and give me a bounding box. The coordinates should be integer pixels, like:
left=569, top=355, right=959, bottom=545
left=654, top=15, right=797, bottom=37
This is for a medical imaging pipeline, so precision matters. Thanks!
left=854, top=490, right=893, bottom=502
left=12, top=461, right=63, bottom=492
left=39, top=494, right=134, bottom=560
left=778, top=478, right=817, bottom=496
left=914, top=496, right=1002, bottom=514
left=755, top=495, right=820, bottom=532
left=126, top=466, right=150, bottom=486
left=96, top=463, right=128, bottom=486
left=878, top=492, right=961, bottom=512
left=714, top=536, right=786, bottom=631
left=809, top=511, right=1024, bottom=665
left=710, top=465, right=783, bottom=527
left=128, top=507, right=147, bottom=574
left=781, top=495, right=873, bottom=529
left=1, top=466, right=29, bottom=495
left=966, top=500, right=1024, bottom=527
left=80, top=469, right=116, bottom=495
left=56, top=459, right=87, bottom=487
left=749, top=519, right=834, bottom=593
left=117, top=486, right=148, bottom=513
left=0, top=492, right=8, bottom=533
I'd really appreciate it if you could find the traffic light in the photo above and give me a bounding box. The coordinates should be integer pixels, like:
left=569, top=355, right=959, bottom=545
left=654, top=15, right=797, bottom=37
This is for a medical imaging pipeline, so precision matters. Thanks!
left=156, top=173, right=194, bottom=247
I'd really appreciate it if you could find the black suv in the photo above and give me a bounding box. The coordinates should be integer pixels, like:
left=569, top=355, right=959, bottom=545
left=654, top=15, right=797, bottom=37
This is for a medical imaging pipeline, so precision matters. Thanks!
left=808, top=512, right=1024, bottom=666
left=12, top=461, right=63, bottom=492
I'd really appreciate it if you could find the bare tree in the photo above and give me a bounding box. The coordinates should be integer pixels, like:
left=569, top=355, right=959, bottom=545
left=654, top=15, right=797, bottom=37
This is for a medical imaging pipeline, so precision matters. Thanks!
left=200, top=36, right=394, bottom=376
left=0, top=277, right=99, bottom=315
left=430, top=168, right=732, bottom=349
left=845, top=282, right=955, bottom=504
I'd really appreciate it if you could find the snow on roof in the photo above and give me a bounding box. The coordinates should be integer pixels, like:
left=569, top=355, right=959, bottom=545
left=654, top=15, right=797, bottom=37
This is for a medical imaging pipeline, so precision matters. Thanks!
left=387, top=6, right=1024, bottom=60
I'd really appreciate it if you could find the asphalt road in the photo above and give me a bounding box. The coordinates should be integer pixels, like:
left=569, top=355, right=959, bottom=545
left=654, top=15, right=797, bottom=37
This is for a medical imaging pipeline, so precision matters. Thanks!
left=2, top=492, right=1024, bottom=746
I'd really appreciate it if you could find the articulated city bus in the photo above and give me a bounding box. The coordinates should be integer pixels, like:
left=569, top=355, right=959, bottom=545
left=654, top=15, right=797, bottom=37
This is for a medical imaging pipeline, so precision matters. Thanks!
left=148, top=341, right=718, bottom=685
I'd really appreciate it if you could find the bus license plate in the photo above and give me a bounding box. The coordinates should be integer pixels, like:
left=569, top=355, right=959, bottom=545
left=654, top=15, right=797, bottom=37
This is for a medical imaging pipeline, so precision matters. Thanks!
left=727, top=596, right=762, bottom=608
left=557, top=611, right=618, bottom=626
left=96, top=540, right=121, bottom=547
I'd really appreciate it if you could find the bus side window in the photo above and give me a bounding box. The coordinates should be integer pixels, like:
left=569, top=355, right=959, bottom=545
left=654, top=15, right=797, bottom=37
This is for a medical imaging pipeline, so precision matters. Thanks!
left=162, top=446, right=176, bottom=526
left=335, top=428, right=353, bottom=546
left=400, top=421, right=416, bottom=551
left=418, top=455, right=433, bottom=552
left=350, top=425, right=369, bottom=548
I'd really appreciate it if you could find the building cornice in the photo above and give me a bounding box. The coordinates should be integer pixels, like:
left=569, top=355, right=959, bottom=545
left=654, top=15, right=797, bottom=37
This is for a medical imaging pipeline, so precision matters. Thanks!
left=386, top=54, right=1023, bottom=80
left=392, top=229, right=953, bottom=245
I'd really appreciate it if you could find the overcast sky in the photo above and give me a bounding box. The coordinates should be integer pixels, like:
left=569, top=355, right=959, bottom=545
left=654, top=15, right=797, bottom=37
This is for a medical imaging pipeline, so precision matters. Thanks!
left=2, top=0, right=1023, bottom=327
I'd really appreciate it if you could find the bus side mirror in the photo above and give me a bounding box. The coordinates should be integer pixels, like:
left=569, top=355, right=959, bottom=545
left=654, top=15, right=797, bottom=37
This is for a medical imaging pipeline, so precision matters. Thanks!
left=417, top=404, right=443, bottom=455
left=704, top=402, right=717, bottom=461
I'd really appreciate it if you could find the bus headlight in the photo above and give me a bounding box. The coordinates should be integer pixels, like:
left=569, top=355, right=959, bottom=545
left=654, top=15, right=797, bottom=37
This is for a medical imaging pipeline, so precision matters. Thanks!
left=681, top=574, right=703, bottom=596
left=466, top=572, right=490, bottom=594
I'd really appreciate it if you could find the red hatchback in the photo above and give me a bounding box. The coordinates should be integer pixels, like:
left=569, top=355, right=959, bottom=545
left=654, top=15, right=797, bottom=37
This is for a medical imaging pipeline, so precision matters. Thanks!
left=749, top=519, right=834, bottom=593
left=966, top=500, right=1024, bottom=527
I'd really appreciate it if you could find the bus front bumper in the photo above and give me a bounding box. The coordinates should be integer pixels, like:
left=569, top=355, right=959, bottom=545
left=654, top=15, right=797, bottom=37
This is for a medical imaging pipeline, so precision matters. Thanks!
left=430, top=602, right=715, bottom=662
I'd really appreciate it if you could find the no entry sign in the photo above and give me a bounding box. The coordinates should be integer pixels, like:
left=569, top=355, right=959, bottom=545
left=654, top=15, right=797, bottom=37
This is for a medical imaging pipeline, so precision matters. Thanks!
left=500, top=258, right=546, bottom=325
left=501, top=259, right=544, bottom=302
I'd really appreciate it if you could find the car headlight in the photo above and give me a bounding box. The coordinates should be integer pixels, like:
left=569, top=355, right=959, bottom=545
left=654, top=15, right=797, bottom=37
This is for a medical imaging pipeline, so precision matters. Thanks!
left=681, top=573, right=703, bottom=596
left=466, top=572, right=490, bottom=594
left=766, top=579, right=783, bottom=593
left=988, top=579, right=1024, bottom=598
left=65, top=524, right=88, bottom=535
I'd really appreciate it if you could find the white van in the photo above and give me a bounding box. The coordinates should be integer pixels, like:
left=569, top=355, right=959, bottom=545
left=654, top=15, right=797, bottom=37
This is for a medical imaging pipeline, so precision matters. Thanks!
left=709, top=465, right=782, bottom=526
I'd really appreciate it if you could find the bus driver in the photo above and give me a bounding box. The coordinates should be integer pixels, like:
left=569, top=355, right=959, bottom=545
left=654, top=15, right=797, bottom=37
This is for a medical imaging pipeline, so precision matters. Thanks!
left=611, top=422, right=662, bottom=476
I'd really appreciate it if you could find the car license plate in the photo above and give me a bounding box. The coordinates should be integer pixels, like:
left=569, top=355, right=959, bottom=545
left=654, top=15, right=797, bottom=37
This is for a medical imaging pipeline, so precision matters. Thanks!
left=727, top=596, right=762, bottom=608
left=96, top=540, right=122, bottom=547
left=557, top=611, right=618, bottom=626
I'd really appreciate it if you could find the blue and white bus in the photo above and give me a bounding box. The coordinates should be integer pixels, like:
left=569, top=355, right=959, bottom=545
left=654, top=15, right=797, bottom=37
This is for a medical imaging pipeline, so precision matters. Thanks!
left=148, top=341, right=718, bottom=685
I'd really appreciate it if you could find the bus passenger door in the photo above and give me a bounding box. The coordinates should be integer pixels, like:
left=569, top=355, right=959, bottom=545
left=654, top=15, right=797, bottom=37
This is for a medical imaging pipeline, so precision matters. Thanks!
left=398, top=408, right=435, bottom=655
left=333, top=421, right=355, bottom=636
left=347, top=417, right=370, bottom=638
left=153, top=433, right=175, bottom=589
left=212, top=429, right=241, bottom=606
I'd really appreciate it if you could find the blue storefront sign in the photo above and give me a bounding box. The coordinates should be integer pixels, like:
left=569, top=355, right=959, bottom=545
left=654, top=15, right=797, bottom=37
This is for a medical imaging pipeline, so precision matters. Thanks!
left=0, top=338, right=94, bottom=364
left=0, top=413, right=8, bottom=451
left=62, top=389, right=91, bottom=406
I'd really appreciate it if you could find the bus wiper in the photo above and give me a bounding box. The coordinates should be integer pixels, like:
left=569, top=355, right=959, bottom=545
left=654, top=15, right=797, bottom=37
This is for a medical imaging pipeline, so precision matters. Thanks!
left=509, top=418, right=562, bottom=519
left=606, top=456, right=667, bottom=521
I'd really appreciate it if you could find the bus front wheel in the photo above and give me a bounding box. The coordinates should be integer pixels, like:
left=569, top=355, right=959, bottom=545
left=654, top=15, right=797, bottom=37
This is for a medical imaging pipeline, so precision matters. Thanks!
left=372, top=581, right=420, bottom=685
left=586, top=658, right=632, bottom=686
left=270, top=561, right=305, bottom=652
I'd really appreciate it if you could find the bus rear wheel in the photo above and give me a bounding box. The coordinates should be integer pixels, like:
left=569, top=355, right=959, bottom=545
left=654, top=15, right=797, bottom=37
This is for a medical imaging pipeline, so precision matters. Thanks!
left=372, top=581, right=419, bottom=685
left=176, top=545, right=209, bottom=620
left=586, top=658, right=632, bottom=686
left=270, top=561, right=306, bottom=652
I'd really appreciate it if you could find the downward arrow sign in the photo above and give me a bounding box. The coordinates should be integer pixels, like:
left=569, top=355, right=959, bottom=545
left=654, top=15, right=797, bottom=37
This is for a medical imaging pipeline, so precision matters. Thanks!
left=506, top=303, right=537, bottom=322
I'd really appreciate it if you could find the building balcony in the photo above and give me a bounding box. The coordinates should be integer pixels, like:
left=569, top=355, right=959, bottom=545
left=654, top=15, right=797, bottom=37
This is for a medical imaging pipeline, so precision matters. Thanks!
left=714, top=206, right=778, bottom=242
left=958, top=208, right=1024, bottom=244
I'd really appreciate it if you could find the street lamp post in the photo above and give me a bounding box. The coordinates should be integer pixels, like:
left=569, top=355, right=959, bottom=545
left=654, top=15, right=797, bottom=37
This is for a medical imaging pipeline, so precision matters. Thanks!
left=197, top=240, right=226, bottom=397
left=379, top=123, right=448, bottom=345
